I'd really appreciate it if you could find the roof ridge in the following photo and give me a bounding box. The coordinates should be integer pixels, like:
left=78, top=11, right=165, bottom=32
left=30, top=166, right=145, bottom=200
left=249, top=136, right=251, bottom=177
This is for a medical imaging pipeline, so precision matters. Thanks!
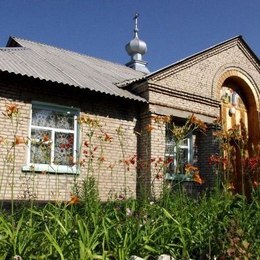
left=0, top=46, right=29, bottom=51
left=10, top=36, right=141, bottom=71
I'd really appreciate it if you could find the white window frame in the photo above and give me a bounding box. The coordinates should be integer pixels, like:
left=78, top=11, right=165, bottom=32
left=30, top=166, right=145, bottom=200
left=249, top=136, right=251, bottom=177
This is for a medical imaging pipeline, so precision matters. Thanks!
left=22, top=101, right=79, bottom=174
left=165, top=131, right=195, bottom=180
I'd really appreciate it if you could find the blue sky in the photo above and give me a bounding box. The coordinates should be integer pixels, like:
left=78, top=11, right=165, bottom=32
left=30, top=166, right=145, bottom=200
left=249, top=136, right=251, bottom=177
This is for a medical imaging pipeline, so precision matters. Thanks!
left=0, top=0, right=259, bottom=72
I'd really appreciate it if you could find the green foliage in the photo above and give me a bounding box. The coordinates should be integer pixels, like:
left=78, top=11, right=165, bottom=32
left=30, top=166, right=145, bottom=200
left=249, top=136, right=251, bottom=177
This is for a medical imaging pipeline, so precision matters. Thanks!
left=0, top=191, right=259, bottom=259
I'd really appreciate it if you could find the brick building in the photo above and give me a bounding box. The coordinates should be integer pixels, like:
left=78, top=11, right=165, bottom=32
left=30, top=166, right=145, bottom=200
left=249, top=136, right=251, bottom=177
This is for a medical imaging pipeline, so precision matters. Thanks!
left=0, top=31, right=259, bottom=201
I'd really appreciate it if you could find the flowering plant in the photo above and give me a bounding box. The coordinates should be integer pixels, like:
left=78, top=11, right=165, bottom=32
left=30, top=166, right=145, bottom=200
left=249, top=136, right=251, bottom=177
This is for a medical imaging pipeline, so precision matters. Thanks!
left=209, top=120, right=260, bottom=198
left=164, top=114, right=206, bottom=185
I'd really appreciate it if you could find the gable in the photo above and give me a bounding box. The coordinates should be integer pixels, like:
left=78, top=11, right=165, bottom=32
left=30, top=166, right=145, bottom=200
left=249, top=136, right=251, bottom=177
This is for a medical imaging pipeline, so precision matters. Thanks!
left=148, top=37, right=260, bottom=99
left=137, top=37, right=260, bottom=121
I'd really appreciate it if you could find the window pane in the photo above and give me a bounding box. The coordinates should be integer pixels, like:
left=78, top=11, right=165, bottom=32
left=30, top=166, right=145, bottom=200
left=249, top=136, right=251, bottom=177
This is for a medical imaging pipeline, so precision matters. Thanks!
left=32, top=108, right=74, bottom=129
left=165, top=144, right=175, bottom=155
left=180, top=138, right=188, bottom=146
left=179, top=147, right=189, bottom=165
left=54, top=132, right=74, bottom=165
left=165, top=155, right=175, bottom=173
left=30, top=129, right=51, bottom=164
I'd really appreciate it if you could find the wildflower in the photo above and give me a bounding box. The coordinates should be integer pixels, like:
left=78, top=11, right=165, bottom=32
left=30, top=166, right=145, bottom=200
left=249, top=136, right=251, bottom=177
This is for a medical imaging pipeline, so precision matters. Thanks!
left=120, top=155, right=136, bottom=169
left=43, top=134, right=49, bottom=142
left=189, top=114, right=207, bottom=132
left=193, top=173, right=203, bottom=184
left=150, top=158, right=156, bottom=163
left=153, top=115, right=171, bottom=124
left=79, top=159, right=85, bottom=166
left=108, top=163, right=115, bottom=170
left=5, top=103, right=18, bottom=117
left=164, top=157, right=173, bottom=166
left=185, top=163, right=199, bottom=173
left=253, top=181, right=260, bottom=188
left=68, top=194, right=80, bottom=205
left=247, top=156, right=260, bottom=171
left=98, top=156, right=105, bottom=163
left=78, top=115, right=87, bottom=124
left=104, top=133, right=113, bottom=142
left=118, top=194, right=125, bottom=200
left=145, top=124, right=155, bottom=132
left=13, top=135, right=25, bottom=145
left=213, top=116, right=222, bottom=126
left=208, top=154, right=221, bottom=165
left=126, top=207, right=133, bottom=216
left=155, top=172, right=163, bottom=179
left=227, top=183, right=235, bottom=191
left=129, top=155, right=136, bottom=165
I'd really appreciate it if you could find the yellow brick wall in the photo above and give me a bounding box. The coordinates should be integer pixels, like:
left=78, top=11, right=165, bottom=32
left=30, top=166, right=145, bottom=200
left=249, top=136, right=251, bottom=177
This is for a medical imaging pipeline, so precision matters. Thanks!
left=0, top=74, right=139, bottom=202
left=132, top=41, right=260, bottom=193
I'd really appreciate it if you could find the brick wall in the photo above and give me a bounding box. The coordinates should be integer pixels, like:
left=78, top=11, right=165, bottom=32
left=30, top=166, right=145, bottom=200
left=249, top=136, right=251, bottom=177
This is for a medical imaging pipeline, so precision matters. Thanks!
left=0, top=72, right=140, bottom=202
left=132, top=40, right=260, bottom=193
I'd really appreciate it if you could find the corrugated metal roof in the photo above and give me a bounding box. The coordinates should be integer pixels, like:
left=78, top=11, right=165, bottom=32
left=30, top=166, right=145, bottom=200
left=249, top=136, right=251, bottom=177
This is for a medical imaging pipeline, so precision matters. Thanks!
left=0, top=36, right=146, bottom=102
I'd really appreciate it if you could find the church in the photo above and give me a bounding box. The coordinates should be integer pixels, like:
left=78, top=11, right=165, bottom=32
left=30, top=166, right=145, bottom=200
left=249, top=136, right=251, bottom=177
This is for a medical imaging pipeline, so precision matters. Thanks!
left=0, top=15, right=259, bottom=201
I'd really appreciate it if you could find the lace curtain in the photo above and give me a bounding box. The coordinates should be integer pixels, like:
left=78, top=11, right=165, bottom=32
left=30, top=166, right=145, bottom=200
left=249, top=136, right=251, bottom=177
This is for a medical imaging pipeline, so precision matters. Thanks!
left=30, top=109, right=75, bottom=165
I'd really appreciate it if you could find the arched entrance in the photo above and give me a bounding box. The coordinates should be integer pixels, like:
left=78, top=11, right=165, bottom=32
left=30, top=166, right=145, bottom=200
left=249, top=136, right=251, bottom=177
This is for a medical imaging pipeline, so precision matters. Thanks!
left=220, top=76, right=260, bottom=147
left=220, top=74, right=260, bottom=197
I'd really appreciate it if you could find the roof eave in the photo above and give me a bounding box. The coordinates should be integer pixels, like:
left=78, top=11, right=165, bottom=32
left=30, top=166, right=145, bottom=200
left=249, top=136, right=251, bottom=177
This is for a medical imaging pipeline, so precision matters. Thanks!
left=0, top=70, right=147, bottom=103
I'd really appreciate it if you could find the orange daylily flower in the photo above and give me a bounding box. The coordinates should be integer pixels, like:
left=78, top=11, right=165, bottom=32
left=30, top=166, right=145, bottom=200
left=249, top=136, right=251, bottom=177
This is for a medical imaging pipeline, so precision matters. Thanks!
left=227, top=183, right=235, bottom=191
left=253, top=181, right=260, bottom=188
left=98, top=156, right=105, bottom=162
left=193, top=173, right=204, bottom=185
left=153, top=115, right=171, bottom=124
left=104, top=133, right=113, bottom=142
left=155, top=172, right=163, bottom=179
left=68, top=195, right=80, bottom=205
left=14, top=136, right=25, bottom=145
left=185, top=163, right=199, bottom=173
left=145, top=124, right=155, bottom=132
left=189, top=114, right=207, bottom=132
left=43, top=134, right=50, bottom=142
left=6, top=104, right=18, bottom=117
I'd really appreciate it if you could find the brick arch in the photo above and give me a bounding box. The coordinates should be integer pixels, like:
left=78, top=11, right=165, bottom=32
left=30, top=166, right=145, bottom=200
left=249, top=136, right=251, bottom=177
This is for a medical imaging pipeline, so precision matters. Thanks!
left=213, top=67, right=260, bottom=109
left=215, top=68, right=260, bottom=144
left=213, top=68, right=260, bottom=198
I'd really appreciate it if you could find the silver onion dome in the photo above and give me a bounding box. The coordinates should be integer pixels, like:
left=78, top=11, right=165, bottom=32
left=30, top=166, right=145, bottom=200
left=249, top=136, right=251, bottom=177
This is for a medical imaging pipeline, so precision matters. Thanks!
left=125, top=37, right=147, bottom=56
left=125, top=13, right=149, bottom=73
left=125, top=13, right=147, bottom=56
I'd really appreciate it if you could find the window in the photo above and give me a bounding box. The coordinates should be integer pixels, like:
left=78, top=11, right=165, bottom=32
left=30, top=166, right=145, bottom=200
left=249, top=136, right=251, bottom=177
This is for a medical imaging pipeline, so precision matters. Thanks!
left=23, top=102, right=79, bottom=174
left=165, top=124, right=196, bottom=179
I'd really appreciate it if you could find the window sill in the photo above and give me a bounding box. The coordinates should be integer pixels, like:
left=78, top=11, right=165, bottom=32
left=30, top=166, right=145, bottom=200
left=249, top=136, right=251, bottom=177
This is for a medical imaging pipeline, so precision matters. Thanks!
left=22, top=164, right=79, bottom=175
left=165, top=173, right=193, bottom=182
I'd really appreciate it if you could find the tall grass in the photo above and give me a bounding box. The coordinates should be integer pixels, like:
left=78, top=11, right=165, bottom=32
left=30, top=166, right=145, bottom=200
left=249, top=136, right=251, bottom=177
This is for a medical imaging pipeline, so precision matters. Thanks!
left=0, top=188, right=259, bottom=259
